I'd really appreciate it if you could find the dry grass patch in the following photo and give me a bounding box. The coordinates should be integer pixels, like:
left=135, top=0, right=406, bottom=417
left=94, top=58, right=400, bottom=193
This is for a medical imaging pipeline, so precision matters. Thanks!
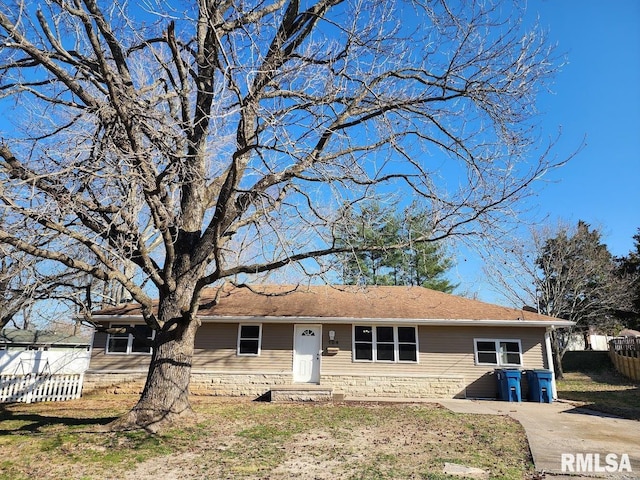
left=0, top=393, right=534, bottom=480
left=557, top=369, right=640, bottom=420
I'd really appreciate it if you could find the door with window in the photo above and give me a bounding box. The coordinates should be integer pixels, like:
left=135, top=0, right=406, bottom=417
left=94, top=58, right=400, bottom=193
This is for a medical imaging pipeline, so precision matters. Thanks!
left=293, top=325, right=321, bottom=383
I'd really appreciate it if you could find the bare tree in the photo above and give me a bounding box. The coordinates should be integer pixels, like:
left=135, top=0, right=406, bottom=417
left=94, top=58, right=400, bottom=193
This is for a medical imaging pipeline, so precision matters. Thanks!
left=0, top=213, right=126, bottom=329
left=0, top=228, right=89, bottom=330
left=1, top=0, right=562, bottom=429
left=485, top=221, right=634, bottom=377
left=0, top=249, right=46, bottom=329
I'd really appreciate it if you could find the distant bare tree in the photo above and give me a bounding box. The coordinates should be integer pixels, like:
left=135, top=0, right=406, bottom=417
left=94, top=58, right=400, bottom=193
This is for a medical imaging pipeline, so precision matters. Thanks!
left=1, top=0, right=562, bottom=429
left=0, top=244, right=82, bottom=329
left=0, top=215, right=131, bottom=329
left=485, top=221, right=634, bottom=377
left=616, top=228, right=640, bottom=330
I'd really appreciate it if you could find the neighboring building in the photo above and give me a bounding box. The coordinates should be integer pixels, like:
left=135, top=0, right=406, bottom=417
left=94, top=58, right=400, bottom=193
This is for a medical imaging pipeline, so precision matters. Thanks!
left=619, top=329, right=640, bottom=337
left=0, top=329, right=91, bottom=403
left=0, top=329, right=89, bottom=349
left=567, top=332, right=615, bottom=351
left=86, top=284, right=573, bottom=400
left=0, top=329, right=91, bottom=375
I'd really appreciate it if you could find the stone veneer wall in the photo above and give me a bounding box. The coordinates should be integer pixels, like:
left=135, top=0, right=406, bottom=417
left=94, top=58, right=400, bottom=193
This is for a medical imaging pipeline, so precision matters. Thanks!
left=191, top=372, right=292, bottom=397
left=320, top=374, right=466, bottom=398
left=83, top=371, right=466, bottom=399
left=83, top=371, right=147, bottom=394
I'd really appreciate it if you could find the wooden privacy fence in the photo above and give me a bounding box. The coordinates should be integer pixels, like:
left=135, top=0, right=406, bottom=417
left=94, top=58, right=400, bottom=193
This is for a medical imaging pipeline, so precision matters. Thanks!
left=609, top=337, right=640, bottom=382
left=0, top=373, right=84, bottom=403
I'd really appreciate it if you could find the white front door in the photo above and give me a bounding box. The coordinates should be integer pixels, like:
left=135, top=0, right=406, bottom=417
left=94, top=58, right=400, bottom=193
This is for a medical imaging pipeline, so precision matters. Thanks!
left=293, top=325, right=321, bottom=383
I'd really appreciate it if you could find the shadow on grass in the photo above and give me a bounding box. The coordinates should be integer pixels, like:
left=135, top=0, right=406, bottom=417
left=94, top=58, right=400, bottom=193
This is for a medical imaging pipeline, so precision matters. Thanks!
left=559, top=388, right=640, bottom=421
left=561, top=405, right=630, bottom=419
left=558, top=367, right=640, bottom=421
left=0, top=408, right=119, bottom=435
left=581, top=367, right=638, bottom=385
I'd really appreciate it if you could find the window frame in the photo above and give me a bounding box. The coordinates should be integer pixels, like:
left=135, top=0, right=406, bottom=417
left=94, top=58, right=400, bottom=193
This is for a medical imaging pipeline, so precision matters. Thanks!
left=105, top=323, right=154, bottom=355
left=352, top=325, right=419, bottom=363
left=473, top=338, right=523, bottom=367
left=237, top=324, right=262, bottom=356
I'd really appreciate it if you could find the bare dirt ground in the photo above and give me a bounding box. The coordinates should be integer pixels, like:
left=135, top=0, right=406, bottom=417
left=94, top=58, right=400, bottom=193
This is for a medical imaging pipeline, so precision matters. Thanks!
left=118, top=399, right=528, bottom=480
left=122, top=424, right=437, bottom=480
left=0, top=395, right=531, bottom=480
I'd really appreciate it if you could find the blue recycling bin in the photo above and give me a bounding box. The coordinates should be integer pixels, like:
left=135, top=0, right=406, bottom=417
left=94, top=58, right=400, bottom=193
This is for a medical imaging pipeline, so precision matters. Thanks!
left=495, top=369, right=522, bottom=402
left=526, top=369, right=553, bottom=403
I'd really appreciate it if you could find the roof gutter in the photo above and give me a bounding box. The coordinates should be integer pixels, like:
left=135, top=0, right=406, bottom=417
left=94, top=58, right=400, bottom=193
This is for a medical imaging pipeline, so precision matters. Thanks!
left=92, top=314, right=575, bottom=328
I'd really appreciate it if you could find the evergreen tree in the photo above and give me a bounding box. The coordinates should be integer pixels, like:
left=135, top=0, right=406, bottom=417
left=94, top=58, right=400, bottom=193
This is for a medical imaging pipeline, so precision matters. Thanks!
left=336, top=202, right=456, bottom=292
left=400, top=209, right=456, bottom=292
left=335, top=203, right=400, bottom=286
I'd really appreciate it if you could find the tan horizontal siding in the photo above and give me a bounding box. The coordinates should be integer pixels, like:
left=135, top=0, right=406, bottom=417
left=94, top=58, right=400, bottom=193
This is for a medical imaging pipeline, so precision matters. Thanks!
left=193, top=323, right=293, bottom=373
left=89, top=329, right=151, bottom=371
left=89, top=322, right=294, bottom=373
left=89, top=320, right=548, bottom=399
left=321, top=324, right=547, bottom=398
left=421, top=326, right=546, bottom=398
left=321, top=324, right=354, bottom=371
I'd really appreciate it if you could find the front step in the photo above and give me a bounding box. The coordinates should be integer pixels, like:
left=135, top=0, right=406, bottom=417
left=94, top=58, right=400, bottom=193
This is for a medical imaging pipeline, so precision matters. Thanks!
left=269, top=385, right=333, bottom=402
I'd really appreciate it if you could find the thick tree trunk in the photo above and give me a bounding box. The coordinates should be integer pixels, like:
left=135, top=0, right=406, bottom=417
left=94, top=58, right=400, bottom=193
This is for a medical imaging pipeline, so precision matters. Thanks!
left=553, top=344, right=564, bottom=379
left=111, top=313, right=200, bottom=432
left=551, top=329, right=565, bottom=379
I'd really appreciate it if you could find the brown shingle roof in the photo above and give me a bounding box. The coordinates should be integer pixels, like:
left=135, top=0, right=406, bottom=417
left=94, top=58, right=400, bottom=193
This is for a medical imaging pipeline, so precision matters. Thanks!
left=93, top=284, right=568, bottom=325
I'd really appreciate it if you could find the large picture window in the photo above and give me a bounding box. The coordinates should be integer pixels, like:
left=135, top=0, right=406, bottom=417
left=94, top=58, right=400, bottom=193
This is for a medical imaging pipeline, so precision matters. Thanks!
left=353, top=325, right=418, bottom=363
left=106, top=324, right=154, bottom=355
left=474, top=339, right=522, bottom=367
left=237, top=324, right=262, bottom=356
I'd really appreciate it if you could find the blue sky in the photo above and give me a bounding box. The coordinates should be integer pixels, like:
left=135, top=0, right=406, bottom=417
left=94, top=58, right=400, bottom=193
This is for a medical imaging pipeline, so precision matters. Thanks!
left=0, top=1, right=637, bottom=310
left=452, top=0, right=640, bottom=303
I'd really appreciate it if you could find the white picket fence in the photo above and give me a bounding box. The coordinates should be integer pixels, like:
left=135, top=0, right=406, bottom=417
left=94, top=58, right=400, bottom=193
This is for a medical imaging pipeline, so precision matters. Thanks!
left=0, top=373, right=84, bottom=403
left=0, top=349, right=90, bottom=403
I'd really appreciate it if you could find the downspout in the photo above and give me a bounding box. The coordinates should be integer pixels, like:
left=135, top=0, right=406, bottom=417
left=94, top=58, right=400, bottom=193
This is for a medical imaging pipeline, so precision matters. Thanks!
left=545, top=327, right=557, bottom=400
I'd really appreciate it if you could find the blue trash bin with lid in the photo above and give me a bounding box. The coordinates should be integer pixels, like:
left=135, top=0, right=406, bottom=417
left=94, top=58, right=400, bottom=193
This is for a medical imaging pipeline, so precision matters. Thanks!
left=495, top=368, right=522, bottom=402
left=526, top=369, right=553, bottom=403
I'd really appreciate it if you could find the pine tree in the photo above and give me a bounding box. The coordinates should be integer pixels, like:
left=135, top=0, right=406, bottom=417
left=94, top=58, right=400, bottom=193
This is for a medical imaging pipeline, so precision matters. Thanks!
left=335, top=202, right=456, bottom=292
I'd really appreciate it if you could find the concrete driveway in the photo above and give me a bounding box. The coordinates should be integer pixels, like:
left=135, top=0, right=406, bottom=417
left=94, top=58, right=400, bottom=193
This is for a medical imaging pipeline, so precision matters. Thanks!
left=438, top=399, right=640, bottom=479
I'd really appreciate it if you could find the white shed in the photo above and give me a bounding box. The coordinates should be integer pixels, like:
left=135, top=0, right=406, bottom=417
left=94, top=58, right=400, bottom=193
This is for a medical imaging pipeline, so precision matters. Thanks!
left=0, top=329, right=91, bottom=403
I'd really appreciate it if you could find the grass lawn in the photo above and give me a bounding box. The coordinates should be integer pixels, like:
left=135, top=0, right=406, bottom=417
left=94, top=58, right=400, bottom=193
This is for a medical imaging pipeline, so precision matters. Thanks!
left=556, top=368, right=640, bottom=421
left=0, top=393, right=534, bottom=480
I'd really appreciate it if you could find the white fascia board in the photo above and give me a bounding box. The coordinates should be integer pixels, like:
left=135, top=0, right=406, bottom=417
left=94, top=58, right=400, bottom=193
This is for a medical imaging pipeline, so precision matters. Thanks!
left=198, top=316, right=575, bottom=328
left=91, top=315, right=146, bottom=322
left=91, top=314, right=574, bottom=328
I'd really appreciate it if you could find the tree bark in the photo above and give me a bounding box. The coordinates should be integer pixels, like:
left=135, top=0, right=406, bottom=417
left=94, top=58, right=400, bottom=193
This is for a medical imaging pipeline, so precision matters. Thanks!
left=551, top=329, right=565, bottom=379
left=110, top=306, right=200, bottom=432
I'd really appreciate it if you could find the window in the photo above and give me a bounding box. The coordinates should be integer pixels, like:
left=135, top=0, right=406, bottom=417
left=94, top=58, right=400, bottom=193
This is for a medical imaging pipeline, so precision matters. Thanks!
left=354, top=326, right=373, bottom=361
left=131, top=325, right=154, bottom=353
left=398, top=327, right=418, bottom=362
left=107, top=324, right=130, bottom=353
left=353, top=325, right=418, bottom=363
left=237, top=324, right=261, bottom=356
left=474, top=339, right=522, bottom=367
left=106, top=324, right=154, bottom=355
